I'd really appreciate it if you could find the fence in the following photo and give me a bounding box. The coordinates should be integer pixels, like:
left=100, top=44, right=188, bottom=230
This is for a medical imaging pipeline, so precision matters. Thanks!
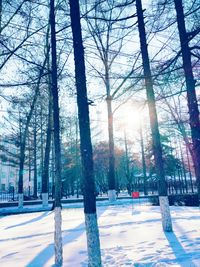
left=0, top=188, right=16, bottom=202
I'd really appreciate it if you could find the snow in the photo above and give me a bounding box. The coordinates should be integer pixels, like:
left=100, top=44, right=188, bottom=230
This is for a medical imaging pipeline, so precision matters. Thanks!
left=0, top=200, right=200, bottom=266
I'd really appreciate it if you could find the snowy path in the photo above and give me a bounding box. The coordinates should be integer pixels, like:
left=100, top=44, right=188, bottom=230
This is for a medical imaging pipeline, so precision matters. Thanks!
left=0, top=201, right=200, bottom=266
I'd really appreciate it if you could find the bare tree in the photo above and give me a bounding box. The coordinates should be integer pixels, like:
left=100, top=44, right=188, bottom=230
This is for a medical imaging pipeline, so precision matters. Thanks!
left=84, top=0, right=138, bottom=201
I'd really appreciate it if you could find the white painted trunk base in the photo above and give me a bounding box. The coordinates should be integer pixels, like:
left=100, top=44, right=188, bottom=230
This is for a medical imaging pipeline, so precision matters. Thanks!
left=85, top=213, right=102, bottom=267
left=42, top=193, right=48, bottom=208
left=54, top=207, right=63, bottom=266
left=159, top=196, right=173, bottom=232
left=18, top=194, right=23, bottom=209
left=108, top=189, right=116, bottom=202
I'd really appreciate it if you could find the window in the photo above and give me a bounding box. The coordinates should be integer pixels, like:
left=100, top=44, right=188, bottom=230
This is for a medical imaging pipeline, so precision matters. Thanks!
left=1, top=184, right=5, bottom=191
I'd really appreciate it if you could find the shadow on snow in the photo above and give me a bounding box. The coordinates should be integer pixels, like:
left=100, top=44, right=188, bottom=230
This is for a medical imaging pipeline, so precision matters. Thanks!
left=26, top=207, right=107, bottom=267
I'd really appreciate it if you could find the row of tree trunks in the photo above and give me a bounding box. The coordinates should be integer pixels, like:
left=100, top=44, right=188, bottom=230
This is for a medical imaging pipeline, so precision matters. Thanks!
left=17, top=47, right=49, bottom=208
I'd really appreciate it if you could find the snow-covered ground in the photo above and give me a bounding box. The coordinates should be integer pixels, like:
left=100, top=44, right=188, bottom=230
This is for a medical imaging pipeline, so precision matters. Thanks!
left=0, top=200, right=200, bottom=266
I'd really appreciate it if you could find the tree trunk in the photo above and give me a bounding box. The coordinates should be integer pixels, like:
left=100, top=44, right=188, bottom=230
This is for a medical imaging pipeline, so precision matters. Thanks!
left=186, top=145, right=194, bottom=193
left=28, top=135, right=31, bottom=196
left=33, top=113, right=37, bottom=199
left=69, top=0, right=102, bottom=265
left=40, top=105, right=44, bottom=190
left=18, top=152, right=25, bottom=208
left=18, top=114, right=27, bottom=208
left=106, top=95, right=116, bottom=201
left=179, top=138, right=188, bottom=193
left=140, top=123, right=148, bottom=195
left=42, top=91, right=52, bottom=207
left=136, top=0, right=172, bottom=231
left=51, top=136, right=55, bottom=199
left=50, top=0, right=62, bottom=265
left=0, top=0, right=2, bottom=33
left=174, top=0, right=200, bottom=204
left=75, top=118, right=80, bottom=198
left=124, top=130, right=131, bottom=194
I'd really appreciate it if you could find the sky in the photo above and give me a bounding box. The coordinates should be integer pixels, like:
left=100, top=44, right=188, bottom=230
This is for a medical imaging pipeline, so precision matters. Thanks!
left=0, top=199, right=200, bottom=266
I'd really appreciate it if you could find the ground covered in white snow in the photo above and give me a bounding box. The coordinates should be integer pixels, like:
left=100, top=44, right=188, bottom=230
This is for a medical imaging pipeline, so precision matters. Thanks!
left=0, top=200, right=200, bottom=266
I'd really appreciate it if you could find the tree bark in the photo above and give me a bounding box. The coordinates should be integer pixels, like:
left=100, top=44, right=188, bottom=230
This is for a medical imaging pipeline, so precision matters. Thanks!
left=0, top=0, right=2, bottom=33
left=174, top=0, right=200, bottom=203
left=136, top=0, right=172, bottom=231
left=50, top=0, right=62, bottom=265
left=69, top=0, right=102, bottom=265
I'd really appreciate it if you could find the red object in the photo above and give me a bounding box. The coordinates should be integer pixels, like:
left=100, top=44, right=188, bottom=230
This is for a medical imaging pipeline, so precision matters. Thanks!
left=132, top=191, right=139, bottom=198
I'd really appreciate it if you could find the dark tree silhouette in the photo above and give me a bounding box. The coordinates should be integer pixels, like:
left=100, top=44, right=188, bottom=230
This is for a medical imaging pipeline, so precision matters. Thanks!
left=69, top=0, right=102, bottom=265
left=136, top=0, right=172, bottom=231
left=174, top=0, right=200, bottom=204
left=50, top=0, right=63, bottom=265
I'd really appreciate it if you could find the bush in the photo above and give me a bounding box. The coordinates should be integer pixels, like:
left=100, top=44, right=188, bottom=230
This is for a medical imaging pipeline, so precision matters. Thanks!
left=148, top=194, right=199, bottom=207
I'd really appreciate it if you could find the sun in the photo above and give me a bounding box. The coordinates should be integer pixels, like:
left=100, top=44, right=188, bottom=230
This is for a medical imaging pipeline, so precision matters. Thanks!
left=92, top=102, right=147, bottom=142
left=115, top=104, right=143, bottom=136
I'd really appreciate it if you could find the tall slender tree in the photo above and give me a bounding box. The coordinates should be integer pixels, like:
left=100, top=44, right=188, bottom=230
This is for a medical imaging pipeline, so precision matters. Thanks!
left=50, top=0, right=63, bottom=265
left=69, top=0, right=102, bottom=265
left=42, top=26, right=52, bottom=207
left=174, top=0, right=200, bottom=204
left=139, top=121, right=148, bottom=195
left=33, top=111, right=37, bottom=199
left=42, top=90, right=52, bottom=207
left=135, top=0, right=172, bottom=231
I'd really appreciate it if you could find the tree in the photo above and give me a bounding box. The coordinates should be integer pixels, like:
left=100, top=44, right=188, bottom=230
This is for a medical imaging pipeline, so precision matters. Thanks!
left=174, top=0, right=200, bottom=204
left=93, top=141, right=126, bottom=194
left=41, top=26, right=52, bottom=207
left=50, top=0, right=63, bottom=265
left=148, top=0, right=200, bottom=198
left=84, top=0, right=138, bottom=201
left=139, top=121, right=148, bottom=195
left=41, top=89, right=52, bottom=207
left=33, top=110, right=38, bottom=199
left=0, top=0, right=47, bottom=72
left=135, top=0, right=172, bottom=231
left=69, top=0, right=102, bottom=265
left=61, top=118, right=82, bottom=199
